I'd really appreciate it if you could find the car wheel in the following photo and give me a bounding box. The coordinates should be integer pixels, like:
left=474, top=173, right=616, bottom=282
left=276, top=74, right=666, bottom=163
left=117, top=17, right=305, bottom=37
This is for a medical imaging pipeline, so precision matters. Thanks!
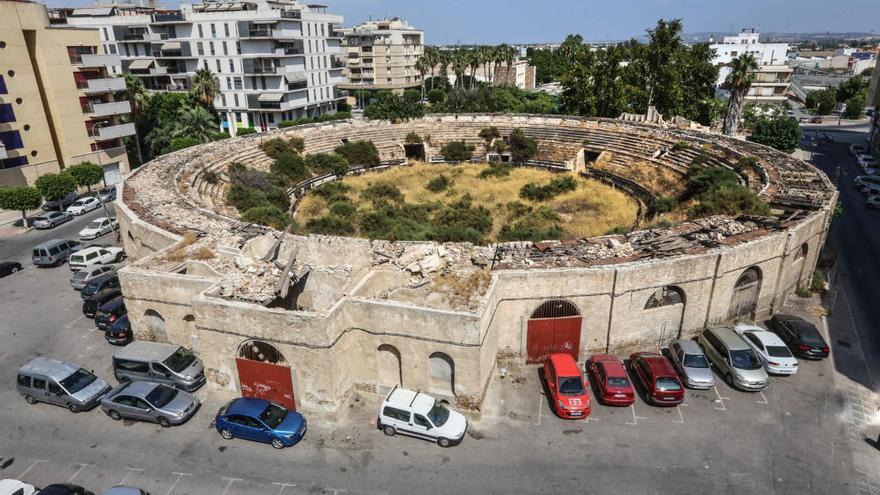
left=108, top=409, right=122, bottom=420
left=271, top=438, right=285, bottom=449
left=24, top=394, right=37, bottom=405
left=115, top=253, right=123, bottom=262
left=725, top=373, right=734, bottom=387
left=220, top=428, right=234, bottom=440
left=383, top=425, right=396, bottom=436
left=437, top=437, right=451, bottom=448
left=10, top=267, right=18, bottom=273
left=68, top=403, right=81, bottom=413
left=157, top=417, right=171, bottom=428
left=49, top=222, right=55, bottom=228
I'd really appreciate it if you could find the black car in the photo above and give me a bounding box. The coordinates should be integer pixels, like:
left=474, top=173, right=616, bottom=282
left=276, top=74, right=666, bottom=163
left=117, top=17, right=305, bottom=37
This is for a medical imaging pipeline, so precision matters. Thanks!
left=0, top=261, right=23, bottom=278
left=39, top=484, right=94, bottom=495
left=81, top=273, right=120, bottom=299
left=82, top=287, right=122, bottom=318
left=769, top=314, right=829, bottom=359
left=95, top=296, right=126, bottom=331
left=105, top=313, right=132, bottom=345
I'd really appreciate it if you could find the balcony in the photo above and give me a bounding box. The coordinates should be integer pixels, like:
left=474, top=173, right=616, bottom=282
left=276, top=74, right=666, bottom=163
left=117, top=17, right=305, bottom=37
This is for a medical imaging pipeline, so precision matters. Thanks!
left=79, top=54, right=121, bottom=68
left=83, top=78, right=127, bottom=94
left=329, top=30, right=344, bottom=39
left=83, top=101, right=131, bottom=117
left=123, top=32, right=165, bottom=42
left=243, top=63, right=282, bottom=75
left=273, top=47, right=304, bottom=56
left=95, top=123, right=136, bottom=140
left=279, top=10, right=301, bottom=19
left=153, top=12, right=184, bottom=22
left=149, top=66, right=168, bottom=76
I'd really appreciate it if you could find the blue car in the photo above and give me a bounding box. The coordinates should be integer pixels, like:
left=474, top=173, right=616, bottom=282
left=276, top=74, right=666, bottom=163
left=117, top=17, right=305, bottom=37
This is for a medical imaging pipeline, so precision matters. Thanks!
left=214, top=397, right=306, bottom=449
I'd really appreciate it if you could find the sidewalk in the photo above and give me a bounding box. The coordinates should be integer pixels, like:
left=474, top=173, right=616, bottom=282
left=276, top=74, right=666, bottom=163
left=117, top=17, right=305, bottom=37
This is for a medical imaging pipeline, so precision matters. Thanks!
left=0, top=208, right=39, bottom=237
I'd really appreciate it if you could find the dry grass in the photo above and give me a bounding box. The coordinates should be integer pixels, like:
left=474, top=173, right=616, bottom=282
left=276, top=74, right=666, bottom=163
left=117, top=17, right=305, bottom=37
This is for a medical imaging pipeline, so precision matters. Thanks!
left=593, top=154, right=686, bottom=196
left=163, top=232, right=207, bottom=262
left=191, top=247, right=215, bottom=260
left=296, top=163, right=639, bottom=240
left=432, top=270, right=492, bottom=309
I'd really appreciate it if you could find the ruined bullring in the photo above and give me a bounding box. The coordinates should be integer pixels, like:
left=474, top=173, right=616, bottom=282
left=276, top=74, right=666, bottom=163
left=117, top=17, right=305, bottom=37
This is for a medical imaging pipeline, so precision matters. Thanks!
left=115, top=114, right=836, bottom=414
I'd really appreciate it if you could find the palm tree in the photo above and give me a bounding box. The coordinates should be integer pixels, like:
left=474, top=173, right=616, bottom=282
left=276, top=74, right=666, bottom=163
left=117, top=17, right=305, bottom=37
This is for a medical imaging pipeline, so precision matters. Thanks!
left=503, top=45, right=517, bottom=85
left=174, top=105, right=216, bottom=142
left=479, top=46, right=492, bottom=84
left=722, top=54, right=759, bottom=136
left=145, top=125, right=174, bottom=157
left=414, top=57, right=428, bottom=100
left=467, top=48, right=480, bottom=90
left=451, top=49, right=467, bottom=89
left=190, top=68, right=221, bottom=109
left=492, top=45, right=506, bottom=84
left=423, top=47, right=439, bottom=90
left=122, top=72, right=146, bottom=164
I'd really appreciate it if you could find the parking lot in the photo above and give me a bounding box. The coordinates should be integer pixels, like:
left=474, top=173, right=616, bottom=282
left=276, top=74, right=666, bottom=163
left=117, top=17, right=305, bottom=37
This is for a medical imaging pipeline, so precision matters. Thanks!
left=0, top=205, right=875, bottom=494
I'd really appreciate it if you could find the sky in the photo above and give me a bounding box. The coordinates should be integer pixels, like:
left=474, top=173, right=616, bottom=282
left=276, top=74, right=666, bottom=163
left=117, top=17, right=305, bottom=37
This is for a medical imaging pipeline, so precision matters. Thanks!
left=45, top=0, right=879, bottom=44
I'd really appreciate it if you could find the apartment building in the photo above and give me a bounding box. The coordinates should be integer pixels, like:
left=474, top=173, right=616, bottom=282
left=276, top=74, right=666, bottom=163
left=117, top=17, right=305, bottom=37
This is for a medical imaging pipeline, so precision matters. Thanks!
left=0, top=0, right=132, bottom=188
left=55, top=0, right=346, bottom=133
left=339, top=18, right=423, bottom=93
left=868, top=57, right=880, bottom=153
left=710, top=29, right=793, bottom=103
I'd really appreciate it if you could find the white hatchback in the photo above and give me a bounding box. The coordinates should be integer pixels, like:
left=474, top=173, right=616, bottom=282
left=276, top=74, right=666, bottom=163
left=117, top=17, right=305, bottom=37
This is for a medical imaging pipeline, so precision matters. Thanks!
left=78, top=216, right=118, bottom=240
left=377, top=386, right=468, bottom=447
left=734, top=323, right=798, bottom=375
left=66, top=196, right=101, bottom=215
left=0, top=479, right=37, bottom=495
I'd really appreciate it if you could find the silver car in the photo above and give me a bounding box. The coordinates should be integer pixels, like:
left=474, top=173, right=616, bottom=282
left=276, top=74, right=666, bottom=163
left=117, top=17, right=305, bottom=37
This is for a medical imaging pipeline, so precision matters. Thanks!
left=666, top=339, right=715, bottom=389
left=32, top=211, right=72, bottom=229
left=698, top=326, right=769, bottom=391
left=101, top=381, right=200, bottom=427
left=70, top=265, right=116, bottom=290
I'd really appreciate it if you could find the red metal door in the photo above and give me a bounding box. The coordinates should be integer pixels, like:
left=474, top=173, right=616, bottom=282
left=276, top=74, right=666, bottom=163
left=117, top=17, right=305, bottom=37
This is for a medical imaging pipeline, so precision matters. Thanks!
left=526, top=316, right=582, bottom=364
left=235, top=358, right=296, bottom=410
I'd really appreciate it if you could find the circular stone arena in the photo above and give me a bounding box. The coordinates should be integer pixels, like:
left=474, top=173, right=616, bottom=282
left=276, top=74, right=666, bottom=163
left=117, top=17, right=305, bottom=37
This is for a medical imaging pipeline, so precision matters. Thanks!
left=116, top=114, right=836, bottom=414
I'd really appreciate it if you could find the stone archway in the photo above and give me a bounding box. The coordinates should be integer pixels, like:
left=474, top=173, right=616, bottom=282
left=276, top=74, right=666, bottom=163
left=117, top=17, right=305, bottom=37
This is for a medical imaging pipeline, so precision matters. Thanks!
left=143, top=309, right=166, bottom=341
left=377, top=344, right=402, bottom=389
left=644, top=285, right=686, bottom=341
left=526, top=299, right=582, bottom=364
left=235, top=339, right=295, bottom=410
left=428, top=352, right=455, bottom=396
left=728, top=267, right=763, bottom=322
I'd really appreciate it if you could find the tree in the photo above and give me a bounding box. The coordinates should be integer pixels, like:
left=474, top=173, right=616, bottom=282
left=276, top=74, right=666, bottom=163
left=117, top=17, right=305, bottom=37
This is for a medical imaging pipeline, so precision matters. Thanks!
left=174, top=105, right=217, bottom=142
left=66, top=162, right=105, bottom=191
left=861, top=67, right=874, bottom=77
left=240, top=206, right=291, bottom=230
left=836, top=76, right=869, bottom=103
left=122, top=73, right=146, bottom=165
left=722, top=53, right=759, bottom=136
left=414, top=57, right=428, bottom=100
left=748, top=115, right=802, bottom=153
left=270, top=151, right=307, bottom=185
left=334, top=140, right=380, bottom=167
left=805, top=88, right=837, bottom=115
left=34, top=173, right=77, bottom=210
left=0, top=186, right=43, bottom=227
left=509, top=129, right=537, bottom=162
left=169, top=136, right=202, bottom=152
left=145, top=124, right=175, bottom=157
left=440, top=141, right=475, bottom=161
left=843, top=92, right=867, bottom=119
left=190, top=68, right=221, bottom=110
left=363, top=92, right=424, bottom=121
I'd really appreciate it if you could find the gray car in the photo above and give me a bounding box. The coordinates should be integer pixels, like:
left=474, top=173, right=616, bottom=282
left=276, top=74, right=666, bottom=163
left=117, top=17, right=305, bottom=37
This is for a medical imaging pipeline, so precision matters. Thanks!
left=17, top=357, right=111, bottom=413
left=33, top=211, right=72, bottom=229
left=101, top=381, right=200, bottom=427
left=666, top=339, right=715, bottom=389
left=698, top=326, right=769, bottom=391
left=70, top=265, right=116, bottom=290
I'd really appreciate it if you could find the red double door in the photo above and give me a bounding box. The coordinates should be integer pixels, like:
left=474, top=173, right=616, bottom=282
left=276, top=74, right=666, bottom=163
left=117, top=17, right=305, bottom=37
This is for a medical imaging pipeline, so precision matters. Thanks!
left=526, top=316, right=582, bottom=364
left=235, top=358, right=296, bottom=410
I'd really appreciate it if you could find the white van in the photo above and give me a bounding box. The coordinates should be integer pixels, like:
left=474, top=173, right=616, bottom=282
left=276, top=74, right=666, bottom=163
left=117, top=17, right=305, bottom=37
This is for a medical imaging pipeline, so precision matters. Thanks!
left=376, top=386, right=467, bottom=447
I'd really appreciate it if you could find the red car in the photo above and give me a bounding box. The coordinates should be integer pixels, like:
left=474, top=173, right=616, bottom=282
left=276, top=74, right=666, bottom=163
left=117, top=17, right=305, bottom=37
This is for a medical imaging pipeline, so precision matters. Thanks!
left=543, top=353, right=591, bottom=419
left=587, top=354, right=635, bottom=406
left=809, top=116, right=823, bottom=124
left=629, top=352, right=685, bottom=406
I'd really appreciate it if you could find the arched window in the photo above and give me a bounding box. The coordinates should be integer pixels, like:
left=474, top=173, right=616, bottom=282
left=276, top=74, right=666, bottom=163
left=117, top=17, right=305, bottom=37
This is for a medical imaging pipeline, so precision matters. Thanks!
left=238, top=340, right=286, bottom=364
left=644, top=286, right=685, bottom=309
left=183, top=314, right=195, bottom=322
left=795, top=243, right=808, bottom=260
left=428, top=352, right=455, bottom=396
left=531, top=299, right=580, bottom=319
left=735, top=267, right=762, bottom=288
left=143, top=309, right=166, bottom=340
left=377, top=344, right=402, bottom=387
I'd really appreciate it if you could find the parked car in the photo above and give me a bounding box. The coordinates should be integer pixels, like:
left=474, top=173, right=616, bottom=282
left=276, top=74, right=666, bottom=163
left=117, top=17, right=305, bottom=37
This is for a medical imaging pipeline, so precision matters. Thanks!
left=105, top=314, right=132, bottom=345
left=858, top=154, right=877, bottom=171
left=70, top=265, right=116, bottom=290
left=628, top=352, right=685, bottom=406
left=36, top=484, right=93, bottom=495
left=66, top=196, right=101, bottom=216
left=100, top=488, right=147, bottom=495
left=16, top=356, right=110, bottom=413
left=82, top=288, right=121, bottom=318
left=851, top=144, right=868, bottom=156
left=665, top=339, right=715, bottom=389
left=78, top=217, right=119, bottom=240
left=215, top=397, right=306, bottom=449
left=587, top=354, right=635, bottom=406
left=854, top=175, right=880, bottom=189
left=819, top=132, right=833, bottom=142
left=33, top=211, right=72, bottom=229
left=867, top=196, right=880, bottom=209
left=376, top=386, right=467, bottom=447
left=41, top=191, right=79, bottom=212
left=113, top=341, right=205, bottom=391
left=542, top=353, right=591, bottom=419
left=698, top=326, right=769, bottom=391
left=80, top=273, right=121, bottom=299
left=809, top=116, right=823, bottom=124
left=768, top=314, right=829, bottom=359
left=0, top=261, right=22, bottom=278
left=101, top=380, right=199, bottom=427
left=32, top=239, right=82, bottom=267
left=734, top=323, right=799, bottom=375
left=95, top=296, right=126, bottom=331
left=0, top=480, right=37, bottom=495
left=68, top=245, right=125, bottom=271
left=98, top=186, right=117, bottom=203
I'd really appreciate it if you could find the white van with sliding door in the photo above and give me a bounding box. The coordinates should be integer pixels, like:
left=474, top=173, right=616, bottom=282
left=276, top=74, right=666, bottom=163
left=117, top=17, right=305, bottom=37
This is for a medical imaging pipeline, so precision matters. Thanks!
left=376, top=386, right=467, bottom=447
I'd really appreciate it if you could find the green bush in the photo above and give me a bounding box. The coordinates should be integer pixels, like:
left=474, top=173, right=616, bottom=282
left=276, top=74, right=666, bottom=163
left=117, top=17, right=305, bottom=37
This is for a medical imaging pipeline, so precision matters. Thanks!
left=363, top=92, right=425, bottom=121
left=690, top=185, right=770, bottom=217
left=236, top=127, right=257, bottom=136
left=734, top=156, right=758, bottom=171
left=328, top=199, right=357, bottom=218
left=334, top=140, right=380, bottom=167
left=361, top=182, right=404, bottom=203
left=270, top=151, right=308, bottom=186
left=479, top=127, right=501, bottom=141
left=425, top=174, right=452, bottom=192
left=671, top=141, right=690, bottom=152
left=0, top=186, right=43, bottom=226
left=440, top=141, right=475, bottom=161
left=306, top=214, right=356, bottom=236
left=228, top=164, right=270, bottom=190
left=605, top=225, right=630, bottom=235
left=433, top=195, right=492, bottom=236
left=210, top=131, right=230, bottom=141
left=748, top=115, right=802, bottom=153
left=654, top=195, right=679, bottom=213
left=405, top=132, right=423, bottom=145
left=305, top=153, right=349, bottom=176
left=264, top=186, right=291, bottom=211
left=519, top=175, right=578, bottom=201
left=478, top=163, right=513, bottom=179
left=492, top=140, right=509, bottom=154
left=65, top=162, right=105, bottom=191
left=508, top=129, right=537, bottom=162
left=169, top=136, right=202, bottom=152
left=261, top=137, right=304, bottom=159
left=34, top=172, right=77, bottom=204
left=312, top=182, right=351, bottom=201
left=403, top=89, right=421, bottom=102
left=499, top=207, right=563, bottom=241
left=227, top=184, right=269, bottom=211
left=240, top=206, right=292, bottom=230
left=427, top=89, right=446, bottom=105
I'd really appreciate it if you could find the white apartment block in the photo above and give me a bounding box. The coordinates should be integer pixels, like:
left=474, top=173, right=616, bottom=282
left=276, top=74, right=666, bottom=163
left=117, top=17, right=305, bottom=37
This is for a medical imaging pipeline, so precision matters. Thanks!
left=52, top=0, right=345, bottom=133
left=339, top=18, right=423, bottom=93
left=710, top=29, right=793, bottom=103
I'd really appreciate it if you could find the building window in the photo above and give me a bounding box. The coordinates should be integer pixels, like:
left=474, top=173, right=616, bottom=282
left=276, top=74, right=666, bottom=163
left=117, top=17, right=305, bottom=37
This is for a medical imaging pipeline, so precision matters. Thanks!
left=216, top=59, right=221, bottom=72
left=229, top=60, right=234, bottom=72
left=197, top=42, right=204, bottom=55
left=0, top=156, right=28, bottom=169
left=0, top=75, right=7, bottom=95
left=0, top=103, right=15, bottom=123
left=234, top=94, right=239, bottom=107
left=211, top=24, right=216, bottom=37
left=198, top=25, right=203, bottom=37
left=223, top=42, right=228, bottom=55
left=221, top=94, right=226, bottom=106
left=233, top=77, right=243, bottom=90
left=226, top=76, right=232, bottom=89
left=209, top=42, right=215, bottom=55
left=0, top=130, right=24, bottom=150
left=102, top=27, right=109, bottom=40
left=108, top=45, right=117, bottom=54
left=224, top=23, right=230, bottom=37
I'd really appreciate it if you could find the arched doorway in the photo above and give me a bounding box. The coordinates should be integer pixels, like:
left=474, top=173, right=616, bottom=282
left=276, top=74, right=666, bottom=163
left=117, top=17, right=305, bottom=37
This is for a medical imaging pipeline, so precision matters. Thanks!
left=428, top=352, right=455, bottom=396
left=728, top=267, right=762, bottom=322
left=377, top=344, right=402, bottom=388
left=644, top=285, right=687, bottom=341
left=526, top=299, right=582, bottom=364
left=143, top=309, right=166, bottom=341
left=235, top=340, right=296, bottom=410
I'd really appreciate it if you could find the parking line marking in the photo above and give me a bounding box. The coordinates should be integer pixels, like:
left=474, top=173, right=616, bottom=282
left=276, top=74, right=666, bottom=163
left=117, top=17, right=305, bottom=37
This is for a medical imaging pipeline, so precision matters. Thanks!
left=757, top=391, right=769, bottom=405
left=17, top=459, right=47, bottom=479
left=625, top=404, right=645, bottom=426
left=165, top=472, right=192, bottom=495
left=220, top=477, right=242, bottom=495
left=81, top=327, right=98, bottom=339
left=323, top=489, right=347, bottom=495
left=712, top=386, right=729, bottom=411
left=67, top=463, right=90, bottom=483
left=64, top=315, right=87, bottom=329
left=534, top=395, right=543, bottom=426
left=272, top=482, right=297, bottom=495
left=673, top=404, right=688, bottom=424
left=117, top=468, right=143, bottom=486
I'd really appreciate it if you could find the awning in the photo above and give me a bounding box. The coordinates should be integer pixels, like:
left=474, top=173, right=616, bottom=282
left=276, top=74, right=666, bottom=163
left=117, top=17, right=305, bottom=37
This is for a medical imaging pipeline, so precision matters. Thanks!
left=284, top=73, right=307, bottom=83
left=71, top=7, right=113, bottom=16
left=127, top=59, right=155, bottom=71
left=161, top=41, right=181, bottom=51
left=258, top=93, right=285, bottom=103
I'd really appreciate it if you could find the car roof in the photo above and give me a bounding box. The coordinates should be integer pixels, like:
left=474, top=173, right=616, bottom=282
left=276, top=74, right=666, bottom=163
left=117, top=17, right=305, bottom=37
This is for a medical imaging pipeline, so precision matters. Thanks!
left=226, top=397, right=270, bottom=417
left=101, top=487, right=143, bottom=495
left=742, top=329, right=787, bottom=347
left=707, top=326, right=750, bottom=350
left=0, top=479, right=33, bottom=490
left=114, top=341, right=178, bottom=362
left=19, top=356, right=82, bottom=381
left=385, top=387, right=435, bottom=414
left=672, top=339, right=703, bottom=354
left=118, top=380, right=158, bottom=398
left=73, top=246, right=106, bottom=256
left=548, top=353, right=581, bottom=375
left=633, top=353, right=677, bottom=376
left=590, top=354, right=627, bottom=375
left=99, top=295, right=125, bottom=311
left=86, top=288, right=121, bottom=301
left=34, top=239, right=74, bottom=249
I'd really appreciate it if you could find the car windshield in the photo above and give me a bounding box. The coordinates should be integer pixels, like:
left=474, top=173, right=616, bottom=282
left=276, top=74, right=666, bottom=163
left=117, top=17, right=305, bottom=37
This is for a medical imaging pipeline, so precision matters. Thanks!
left=656, top=377, right=681, bottom=391
left=730, top=349, right=762, bottom=370
left=146, top=384, right=179, bottom=408
left=606, top=376, right=630, bottom=388
left=35, top=216, right=47, bottom=222
left=72, top=271, right=88, bottom=281
left=259, top=403, right=288, bottom=429
left=796, top=325, right=826, bottom=345
left=427, top=401, right=450, bottom=427
left=73, top=200, right=86, bottom=206
left=163, top=347, right=196, bottom=373
left=683, top=353, right=710, bottom=368
left=767, top=345, right=792, bottom=358
left=86, top=221, right=102, bottom=229
left=558, top=376, right=585, bottom=396
left=59, top=368, right=98, bottom=394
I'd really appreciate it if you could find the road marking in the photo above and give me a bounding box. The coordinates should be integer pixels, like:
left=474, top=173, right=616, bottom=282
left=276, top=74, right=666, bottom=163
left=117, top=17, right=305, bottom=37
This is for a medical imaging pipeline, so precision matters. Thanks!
left=272, top=482, right=297, bottom=495
left=757, top=391, right=769, bottom=405
left=712, top=386, right=730, bottom=411
left=533, top=394, right=543, bottom=426
left=165, top=472, right=192, bottom=495
left=81, top=327, right=98, bottom=339
left=17, top=459, right=47, bottom=479
left=673, top=404, right=688, bottom=424
left=67, top=463, right=90, bottom=483
left=625, top=404, right=645, bottom=426
left=220, top=477, right=242, bottom=495
left=323, top=489, right=347, bottom=495
left=64, top=315, right=87, bottom=329
left=117, top=467, right=143, bottom=486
